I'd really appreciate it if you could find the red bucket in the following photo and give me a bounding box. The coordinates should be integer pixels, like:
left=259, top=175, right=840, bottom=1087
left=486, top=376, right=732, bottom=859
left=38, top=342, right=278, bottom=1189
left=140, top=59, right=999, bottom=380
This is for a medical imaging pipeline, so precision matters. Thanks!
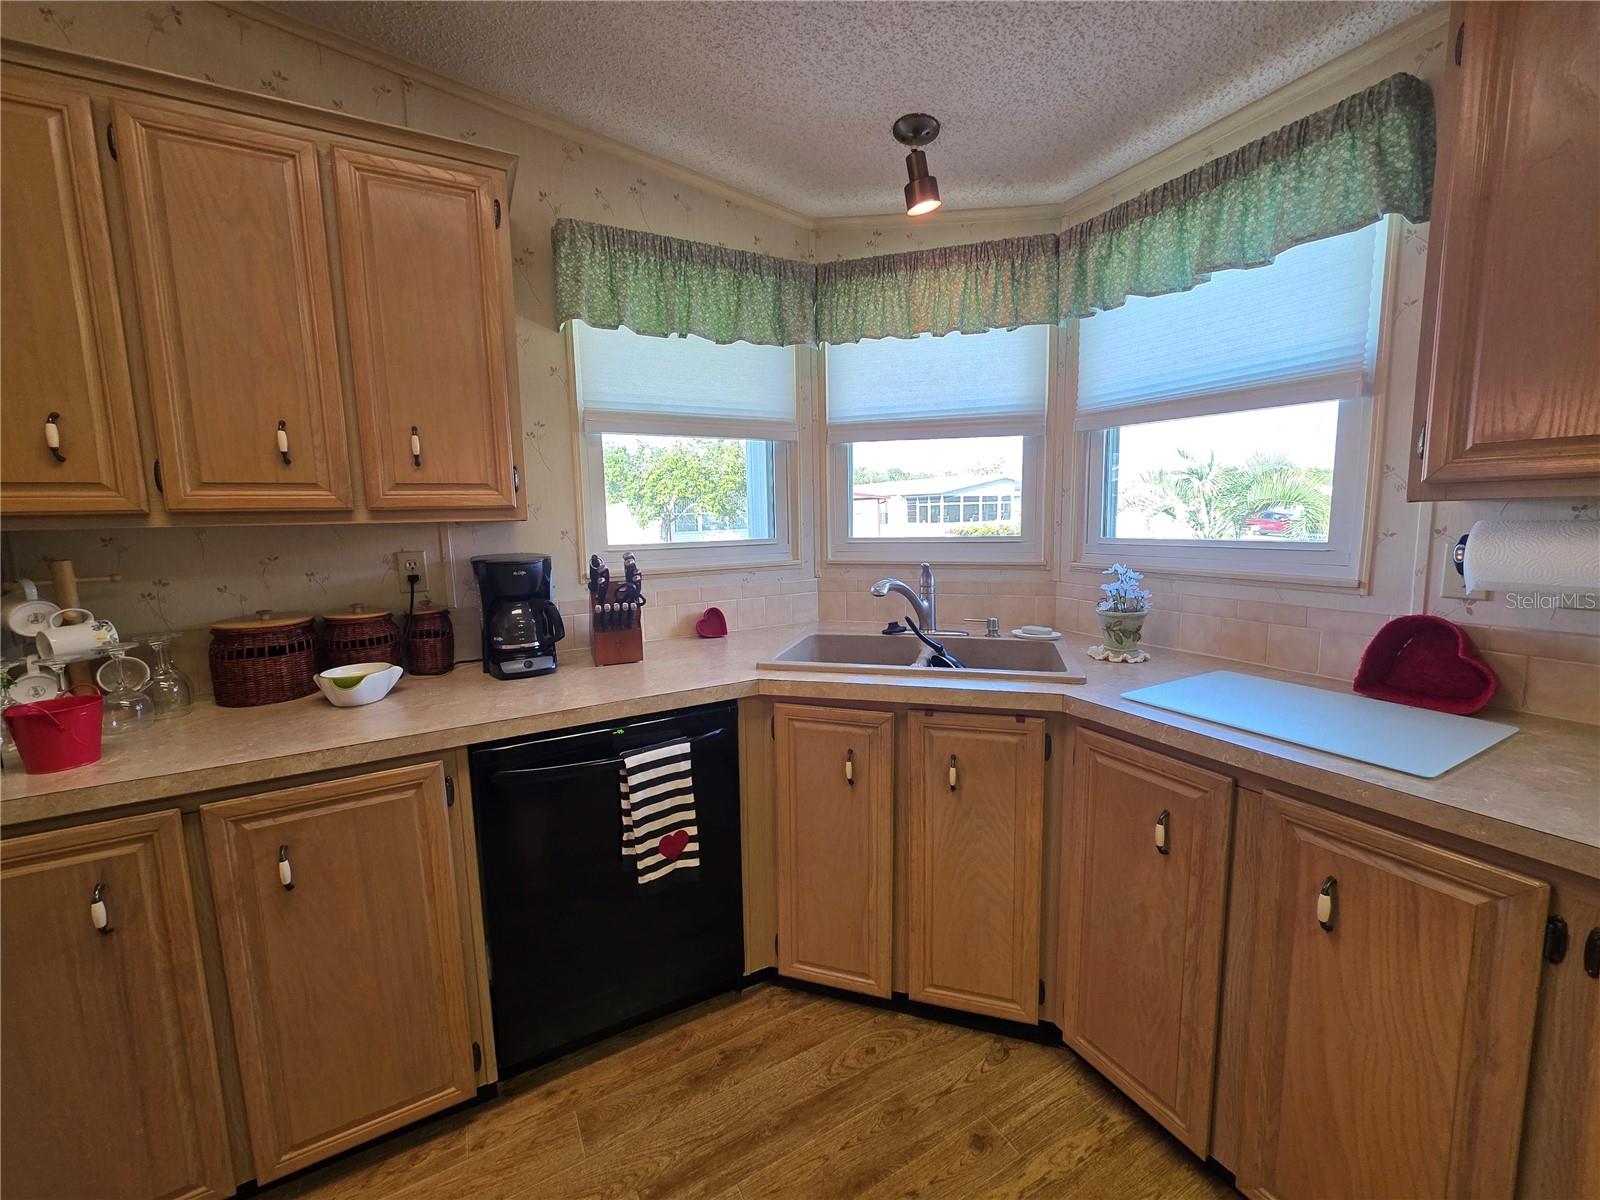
left=4, top=693, right=104, bottom=774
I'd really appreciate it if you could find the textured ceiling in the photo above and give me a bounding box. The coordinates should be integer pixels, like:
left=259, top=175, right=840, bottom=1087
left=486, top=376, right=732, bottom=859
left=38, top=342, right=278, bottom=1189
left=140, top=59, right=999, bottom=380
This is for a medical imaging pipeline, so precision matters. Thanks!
left=275, top=0, right=1430, bottom=218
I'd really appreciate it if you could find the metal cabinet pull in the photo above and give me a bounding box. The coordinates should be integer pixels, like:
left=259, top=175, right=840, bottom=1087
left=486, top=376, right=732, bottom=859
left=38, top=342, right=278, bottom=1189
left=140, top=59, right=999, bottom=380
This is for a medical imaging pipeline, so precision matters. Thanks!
left=90, top=881, right=112, bottom=934
left=948, top=754, right=957, bottom=791
left=278, top=845, right=294, bottom=891
left=276, top=420, right=292, bottom=466
left=410, top=425, right=422, bottom=468
left=45, top=412, right=65, bottom=463
left=1317, top=875, right=1337, bottom=932
left=844, top=748, right=855, bottom=785
left=1155, top=810, right=1170, bottom=855
left=1585, top=928, right=1600, bottom=980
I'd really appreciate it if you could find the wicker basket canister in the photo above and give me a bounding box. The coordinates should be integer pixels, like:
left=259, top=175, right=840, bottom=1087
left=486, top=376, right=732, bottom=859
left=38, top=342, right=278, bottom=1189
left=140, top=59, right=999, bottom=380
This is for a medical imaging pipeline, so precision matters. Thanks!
left=406, top=605, right=454, bottom=675
left=319, top=604, right=402, bottom=668
left=209, top=610, right=318, bottom=707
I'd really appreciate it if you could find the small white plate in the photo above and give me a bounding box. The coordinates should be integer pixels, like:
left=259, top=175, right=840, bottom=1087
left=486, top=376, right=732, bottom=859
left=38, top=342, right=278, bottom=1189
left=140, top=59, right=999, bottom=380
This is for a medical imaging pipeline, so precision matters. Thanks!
left=1011, top=628, right=1062, bottom=641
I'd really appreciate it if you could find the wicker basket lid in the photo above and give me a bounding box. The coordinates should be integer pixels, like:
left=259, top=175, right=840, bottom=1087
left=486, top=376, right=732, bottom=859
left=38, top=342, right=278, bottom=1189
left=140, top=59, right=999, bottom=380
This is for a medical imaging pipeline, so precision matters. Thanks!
left=211, top=608, right=314, bottom=633
left=322, top=603, right=394, bottom=623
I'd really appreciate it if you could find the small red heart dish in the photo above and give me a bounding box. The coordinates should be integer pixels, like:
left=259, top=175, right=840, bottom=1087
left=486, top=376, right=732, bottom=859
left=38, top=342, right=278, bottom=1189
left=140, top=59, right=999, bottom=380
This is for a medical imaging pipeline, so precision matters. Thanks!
left=1353, top=615, right=1498, bottom=715
left=657, top=829, right=690, bottom=861
left=694, top=606, right=728, bottom=638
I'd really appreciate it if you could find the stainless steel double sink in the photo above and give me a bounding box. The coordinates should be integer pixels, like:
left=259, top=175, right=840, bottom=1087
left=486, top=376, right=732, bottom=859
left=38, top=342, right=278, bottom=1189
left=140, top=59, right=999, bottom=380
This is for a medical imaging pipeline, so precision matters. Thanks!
left=759, top=632, right=1086, bottom=684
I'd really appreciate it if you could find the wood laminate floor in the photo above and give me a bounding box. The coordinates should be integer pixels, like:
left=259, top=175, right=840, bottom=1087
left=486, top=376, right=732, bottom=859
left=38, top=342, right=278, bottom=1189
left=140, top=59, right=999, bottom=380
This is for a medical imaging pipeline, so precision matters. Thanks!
left=282, top=985, right=1236, bottom=1199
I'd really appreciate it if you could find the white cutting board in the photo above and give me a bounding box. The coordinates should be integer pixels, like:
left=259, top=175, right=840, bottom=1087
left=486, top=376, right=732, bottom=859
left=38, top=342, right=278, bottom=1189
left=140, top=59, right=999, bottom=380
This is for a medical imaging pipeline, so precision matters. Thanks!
left=1122, top=671, right=1516, bottom=778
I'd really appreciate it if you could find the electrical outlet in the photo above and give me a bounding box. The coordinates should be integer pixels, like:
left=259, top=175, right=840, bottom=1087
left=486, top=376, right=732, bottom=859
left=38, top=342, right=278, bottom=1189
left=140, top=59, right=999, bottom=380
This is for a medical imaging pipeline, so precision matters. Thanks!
left=395, top=549, right=430, bottom=598
left=1439, top=539, right=1487, bottom=601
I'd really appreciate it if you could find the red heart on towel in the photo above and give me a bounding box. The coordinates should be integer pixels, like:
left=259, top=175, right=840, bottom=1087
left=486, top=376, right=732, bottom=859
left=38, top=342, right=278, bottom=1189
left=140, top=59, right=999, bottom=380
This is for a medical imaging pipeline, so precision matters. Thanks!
left=658, top=830, right=690, bottom=861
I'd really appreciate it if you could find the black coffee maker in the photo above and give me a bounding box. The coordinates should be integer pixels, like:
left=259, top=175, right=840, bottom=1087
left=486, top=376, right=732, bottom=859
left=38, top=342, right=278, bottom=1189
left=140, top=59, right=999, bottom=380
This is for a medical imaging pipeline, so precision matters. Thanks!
left=471, top=554, right=565, bottom=679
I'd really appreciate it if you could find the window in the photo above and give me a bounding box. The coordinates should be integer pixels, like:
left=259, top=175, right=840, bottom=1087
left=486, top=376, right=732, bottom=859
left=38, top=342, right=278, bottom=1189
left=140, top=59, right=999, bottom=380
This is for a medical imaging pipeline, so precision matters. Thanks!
left=825, top=326, right=1050, bottom=563
left=1076, top=221, right=1390, bottom=582
left=574, top=322, right=798, bottom=568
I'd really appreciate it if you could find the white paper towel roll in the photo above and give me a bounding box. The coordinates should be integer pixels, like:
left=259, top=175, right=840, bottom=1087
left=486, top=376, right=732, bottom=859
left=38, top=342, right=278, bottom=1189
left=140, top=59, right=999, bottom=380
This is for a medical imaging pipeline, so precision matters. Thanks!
left=1462, top=520, right=1600, bottom=594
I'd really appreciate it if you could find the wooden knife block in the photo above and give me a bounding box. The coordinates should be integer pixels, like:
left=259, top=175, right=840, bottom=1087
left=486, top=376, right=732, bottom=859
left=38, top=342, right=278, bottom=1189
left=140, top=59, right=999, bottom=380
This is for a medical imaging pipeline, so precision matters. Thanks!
left=590, top=581, right=644, bottom=667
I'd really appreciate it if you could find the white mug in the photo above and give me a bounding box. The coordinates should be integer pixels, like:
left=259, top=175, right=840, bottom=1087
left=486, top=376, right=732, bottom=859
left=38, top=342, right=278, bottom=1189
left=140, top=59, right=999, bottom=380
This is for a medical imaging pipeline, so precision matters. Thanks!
left=36, top=608, right=118, bottom=658
left=7, top=657, right=62, bottom=703
left=2, top=579, right=59, bottom=639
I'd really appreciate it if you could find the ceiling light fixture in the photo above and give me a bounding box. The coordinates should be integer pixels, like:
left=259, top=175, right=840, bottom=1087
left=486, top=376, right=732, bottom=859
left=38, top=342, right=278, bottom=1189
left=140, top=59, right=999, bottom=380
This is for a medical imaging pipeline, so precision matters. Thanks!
left=893, top=113, right=942, bottom=217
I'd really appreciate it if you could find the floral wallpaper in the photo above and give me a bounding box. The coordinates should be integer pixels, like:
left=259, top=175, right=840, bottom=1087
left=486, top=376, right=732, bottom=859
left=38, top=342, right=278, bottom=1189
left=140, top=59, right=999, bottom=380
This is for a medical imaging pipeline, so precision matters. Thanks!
left=0, top=0, right=819, bottom=677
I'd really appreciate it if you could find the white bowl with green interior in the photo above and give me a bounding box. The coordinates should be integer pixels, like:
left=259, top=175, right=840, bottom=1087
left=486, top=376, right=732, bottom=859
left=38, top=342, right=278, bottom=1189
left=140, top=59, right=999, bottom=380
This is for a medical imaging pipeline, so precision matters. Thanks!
left=315, top=662, right=403, bottom=707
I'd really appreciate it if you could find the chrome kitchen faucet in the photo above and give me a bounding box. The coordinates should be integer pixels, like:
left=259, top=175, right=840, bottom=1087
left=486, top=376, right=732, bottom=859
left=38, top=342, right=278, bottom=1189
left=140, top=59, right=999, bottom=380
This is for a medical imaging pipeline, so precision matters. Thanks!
left=869, top=563, right=970, bottom=636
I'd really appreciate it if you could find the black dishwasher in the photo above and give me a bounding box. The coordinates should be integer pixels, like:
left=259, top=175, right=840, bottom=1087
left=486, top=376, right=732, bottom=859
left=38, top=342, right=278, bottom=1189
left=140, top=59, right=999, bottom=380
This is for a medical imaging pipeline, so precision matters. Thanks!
left=470, top=702, right=743, bottom=1077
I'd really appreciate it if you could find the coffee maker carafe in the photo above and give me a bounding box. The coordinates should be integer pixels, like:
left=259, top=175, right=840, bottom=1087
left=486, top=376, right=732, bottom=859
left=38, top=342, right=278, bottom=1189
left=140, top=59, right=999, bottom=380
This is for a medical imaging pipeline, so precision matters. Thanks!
left=471, top=554, right=565, bottom=679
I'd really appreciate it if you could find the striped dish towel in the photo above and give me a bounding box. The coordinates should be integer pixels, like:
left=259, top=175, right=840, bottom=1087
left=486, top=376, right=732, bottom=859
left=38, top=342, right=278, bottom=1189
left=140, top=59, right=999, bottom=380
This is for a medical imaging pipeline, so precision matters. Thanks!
left=620, top=740, right=699, bottom=885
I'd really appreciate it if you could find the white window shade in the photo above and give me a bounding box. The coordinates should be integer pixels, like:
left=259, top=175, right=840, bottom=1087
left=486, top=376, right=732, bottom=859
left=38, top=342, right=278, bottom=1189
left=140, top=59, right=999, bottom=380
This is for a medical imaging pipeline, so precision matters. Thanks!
left=1074, top=222, right=1384, bottom=431
left=575, top=321, right=798, bottom=441
left=826, top=325, right=1050, bottom=443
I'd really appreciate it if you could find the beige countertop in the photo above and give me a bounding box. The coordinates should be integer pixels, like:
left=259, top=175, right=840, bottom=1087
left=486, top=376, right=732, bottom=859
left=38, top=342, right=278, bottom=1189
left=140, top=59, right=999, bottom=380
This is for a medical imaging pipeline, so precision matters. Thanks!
left=4, top=624, right=1597, bottom=878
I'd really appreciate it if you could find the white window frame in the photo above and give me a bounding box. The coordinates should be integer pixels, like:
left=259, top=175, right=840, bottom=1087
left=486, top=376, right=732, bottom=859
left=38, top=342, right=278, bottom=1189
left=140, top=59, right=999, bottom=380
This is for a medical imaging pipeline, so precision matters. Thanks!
left=822, top=327, right=1056, bottom=568
left=1071, top=218, right=1400, bottom=588
left=570, top=327, right=803, bottom=574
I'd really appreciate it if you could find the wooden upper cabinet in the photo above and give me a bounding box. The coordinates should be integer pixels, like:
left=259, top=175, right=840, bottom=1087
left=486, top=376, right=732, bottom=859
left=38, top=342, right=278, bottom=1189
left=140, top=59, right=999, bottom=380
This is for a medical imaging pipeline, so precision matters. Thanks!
left=906, top=711, right=1045, bottom=1023
left=1061, top=731, right=1234, bottom=1156
left=1412, top=1, right=1600, bottom=497
left=1, top=811, right=232, bottom=1200
left=114, top=99, right=352, bottom=512
left=774, top=704, right=895, bottom=997
left=333, top=147, right=521, bottom=512
left=1, top=75, right=146, bottom=514
left=201, top=762, right=475, bottom=1183
left=1239, top=793, right=1547, bottom=1200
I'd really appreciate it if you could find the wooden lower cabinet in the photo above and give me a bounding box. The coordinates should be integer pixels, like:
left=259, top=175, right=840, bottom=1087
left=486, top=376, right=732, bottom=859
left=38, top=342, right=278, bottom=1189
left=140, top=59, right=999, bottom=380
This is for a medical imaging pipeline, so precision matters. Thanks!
left=1518, top=879, right=1600, bottom=1199
left=906, top=710, right=1045, bottom=1022
left=201, top=762, right=476, bottom=1183
left=773, top=703, right=894, bottom=997
left=1, top=810, right=232, bottom=1200
left=1238, top=792, right=1548, bottom=1200
left=1060, top=731, right=1233, bottom=1155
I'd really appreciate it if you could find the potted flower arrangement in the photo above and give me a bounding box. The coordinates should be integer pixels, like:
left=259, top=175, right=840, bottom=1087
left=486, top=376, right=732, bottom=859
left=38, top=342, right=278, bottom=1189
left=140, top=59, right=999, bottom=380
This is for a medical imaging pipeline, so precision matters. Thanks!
left=1089, top=563, right=1152, bottom=663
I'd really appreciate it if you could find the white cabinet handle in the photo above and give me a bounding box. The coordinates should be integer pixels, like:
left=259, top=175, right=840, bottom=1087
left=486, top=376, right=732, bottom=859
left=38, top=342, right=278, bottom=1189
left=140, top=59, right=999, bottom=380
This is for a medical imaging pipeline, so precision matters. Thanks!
left=45, top=412, right=65, bottom=463
left=276, top=420, right=291, bottom=466
left=1317, top=875, right=1337, bottom=931
left=278, top=845, right=294, bottom=891
left=410, top=425, right=422, bottom=468
left=844, top=748, right=854, bottom=785
left=90, top=881, right=111, bottom=934
left=948, top=754, right=958, bottom=791
left=1155, top=810, right=1170, bottom=854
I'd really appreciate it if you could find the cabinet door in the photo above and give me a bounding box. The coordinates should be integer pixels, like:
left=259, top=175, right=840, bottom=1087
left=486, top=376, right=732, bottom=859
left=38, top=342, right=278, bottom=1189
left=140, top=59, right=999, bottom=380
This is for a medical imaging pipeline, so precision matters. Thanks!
left=1239, top=793, right=1547, bottom=1200
left=1061, top=731, right=1233, bottom=1155
left=774, top=703, right=894, bottom=997
left=906, top=711, right=1045, bottom=1022
left=1, top=811, right=232, bottom=1200
left=115, top=99, right=351, bottom=511
left=1413, top=1, right=1600, bottom=494
left=1, top=75, right=146, bottom=514
left=333, top=147, right=520, bottom=511
left=202, top=762, right=475, bottom=1182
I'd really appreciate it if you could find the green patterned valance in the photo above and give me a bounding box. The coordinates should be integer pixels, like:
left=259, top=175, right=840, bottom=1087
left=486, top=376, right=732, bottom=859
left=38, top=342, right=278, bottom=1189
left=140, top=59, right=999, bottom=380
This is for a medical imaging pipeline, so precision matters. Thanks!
left=816, top=234, right=1060, bottom=345
left=553, top=218, right=816, bottom=347
left=1060, top=72, right=1435, bottom=319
